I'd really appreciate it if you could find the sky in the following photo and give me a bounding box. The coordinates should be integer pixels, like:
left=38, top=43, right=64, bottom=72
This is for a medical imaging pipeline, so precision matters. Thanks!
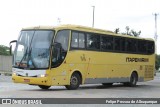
left=0, top=0, right=160, bottom=53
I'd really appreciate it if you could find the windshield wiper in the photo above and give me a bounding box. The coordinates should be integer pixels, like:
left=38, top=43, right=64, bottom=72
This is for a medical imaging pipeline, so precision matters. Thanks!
left=18, top=47, right=28, bottom=68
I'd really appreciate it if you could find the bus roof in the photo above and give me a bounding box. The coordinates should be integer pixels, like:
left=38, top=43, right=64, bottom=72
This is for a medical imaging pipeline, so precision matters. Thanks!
left=22, top=24, right=154, bottom=41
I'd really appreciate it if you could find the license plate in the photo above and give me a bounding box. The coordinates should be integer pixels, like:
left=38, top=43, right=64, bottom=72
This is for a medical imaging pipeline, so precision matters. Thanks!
left=24, top=79, right=30, bottom=83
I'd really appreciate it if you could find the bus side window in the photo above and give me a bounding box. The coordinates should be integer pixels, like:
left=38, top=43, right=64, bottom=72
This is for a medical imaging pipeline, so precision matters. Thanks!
left=147, top=41, right=155, bottom=54
left=101, top=35, right=113, bottom=51
left=52, top=30, right=69, bottom=68
left=55, top=30, right=69, bottom=51
left=126, top=39, right=137, bottom=53
left=71, top=32, right=78, bottom=48
left=79, top=33, right=85, bottom=48
left=132, top=39, right=137, bottom=52
left=138, top=40, right=147, bottom=54
left=71, top=32, right=85, bottom=49
left=121, top=38, right=125, bottom=52
left=114, top=37, right=121, bottom=51
left=126, top=39, right=131, bottom=52
left=87, top=34, right=100, bottom=50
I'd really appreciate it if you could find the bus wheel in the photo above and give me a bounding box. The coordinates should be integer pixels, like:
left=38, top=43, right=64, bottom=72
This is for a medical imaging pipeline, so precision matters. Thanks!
left=38, top=85, right=51, bottom=89
left=65, top=73, right=81, bottom=90
left=102, top=83, right=113, bottom=86
left=128, top=72, right=138, bottom=87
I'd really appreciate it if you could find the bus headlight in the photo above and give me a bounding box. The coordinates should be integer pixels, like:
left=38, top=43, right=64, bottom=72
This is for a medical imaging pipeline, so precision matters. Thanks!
left=38, top=74, right=47, bottom=77
left=12, top=72, right=17, bottom=76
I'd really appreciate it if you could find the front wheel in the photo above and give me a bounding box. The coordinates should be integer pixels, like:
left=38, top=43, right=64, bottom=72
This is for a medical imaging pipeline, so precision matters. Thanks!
left=38, top=85, right=51, bottom=89
left=65, top=73, right=81, bottom=90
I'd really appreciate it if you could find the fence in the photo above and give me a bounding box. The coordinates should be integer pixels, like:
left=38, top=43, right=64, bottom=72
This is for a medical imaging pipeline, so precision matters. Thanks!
left=0, top=55, right=12, bottom=74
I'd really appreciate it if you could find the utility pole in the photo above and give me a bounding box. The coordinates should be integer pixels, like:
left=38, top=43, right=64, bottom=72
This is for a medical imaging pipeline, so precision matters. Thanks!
left=153, top=13, right=159, bottom=54
left=153, top=13, right=159, bottom=41
left=153, top=13, right=159, bottom=75
left=57, top=18, right=61, bottom=25
left=92, top=6, right=95, bottom=27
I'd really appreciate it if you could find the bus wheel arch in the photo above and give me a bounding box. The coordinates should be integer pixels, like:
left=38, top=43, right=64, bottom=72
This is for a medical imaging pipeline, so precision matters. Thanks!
left=65, top=71, right=82, bottom=90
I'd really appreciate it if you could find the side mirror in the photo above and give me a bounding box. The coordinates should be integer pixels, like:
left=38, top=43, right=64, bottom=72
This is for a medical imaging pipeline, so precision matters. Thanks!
left=10, top=40, right=17, bottom=45
left=9, top=40, right=17, bottom=55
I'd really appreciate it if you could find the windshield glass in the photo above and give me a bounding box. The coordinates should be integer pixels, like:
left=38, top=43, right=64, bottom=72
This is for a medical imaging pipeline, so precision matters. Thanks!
left=14, top=30, right=54, bottom=69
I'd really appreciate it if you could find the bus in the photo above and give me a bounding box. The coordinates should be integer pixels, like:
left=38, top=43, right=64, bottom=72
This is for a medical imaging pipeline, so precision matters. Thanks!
left=10, top=25, right=155, bottom=90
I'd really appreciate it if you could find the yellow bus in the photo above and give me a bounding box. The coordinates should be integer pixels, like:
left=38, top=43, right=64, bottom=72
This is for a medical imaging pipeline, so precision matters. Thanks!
left=10, top=25, right=155, bottom=90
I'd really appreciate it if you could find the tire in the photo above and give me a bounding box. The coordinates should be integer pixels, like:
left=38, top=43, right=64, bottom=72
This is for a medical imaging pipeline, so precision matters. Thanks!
left=127, top=72, right=138, bottom=87
left=65, top=73, right=81, bottom=90
left=38, top=85, right=51, bottom=89
left=102, top=83, right=113, bottom=86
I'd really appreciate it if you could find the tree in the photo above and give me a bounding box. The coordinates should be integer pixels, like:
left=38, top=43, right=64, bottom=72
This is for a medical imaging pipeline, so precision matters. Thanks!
left=114, top=26, right=141, bottom=37
left=0, top=45, right=10, bottom=56
left=125, top=26, right=130, bottom=35
left=114, top=28, right=120, bottom=34
left=130, top=30, right=141, bottom=37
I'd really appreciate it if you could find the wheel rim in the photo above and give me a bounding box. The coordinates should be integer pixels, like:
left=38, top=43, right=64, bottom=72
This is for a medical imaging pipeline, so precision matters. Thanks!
left=131, top=74, right=136, bottom=85
left=71, top=76, right=78, bottom=85
left=132, top=77, right=135, bottom=84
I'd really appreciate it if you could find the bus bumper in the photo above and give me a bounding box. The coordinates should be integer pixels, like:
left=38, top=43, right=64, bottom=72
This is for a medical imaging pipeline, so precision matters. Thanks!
left=12, top=74, right=51, bottom=86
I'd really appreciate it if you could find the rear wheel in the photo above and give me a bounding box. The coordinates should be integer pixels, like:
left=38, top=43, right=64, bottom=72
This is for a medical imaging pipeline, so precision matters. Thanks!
left=124, top=72, right=138, bottom=87
left=65, top=73, right=81, bottom=90
left=38, top=85, right=51, bottom=89
left=130, top=72, right=138, bottom=86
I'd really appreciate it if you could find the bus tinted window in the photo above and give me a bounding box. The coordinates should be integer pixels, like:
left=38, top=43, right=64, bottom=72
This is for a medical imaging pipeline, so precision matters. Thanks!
left=138, top=40, right=147, bottom=53
left=70, top=30, right=154, bottom=55
left=126, top=39, right=132, bottom=52
left=114, top=37, right=121, bottom=51
left=121, top=38, right=126, bottom=52
left=126, top=39, right=137, bottom=53
left=132, top=39, right=137, bottom=52
left=87, top=34, right=100, bottom=50
left=71, top=32, right=85, bottom=49
left=147, top=41, right=154, bottom=54
left=101, top=36, right=113, bottom=51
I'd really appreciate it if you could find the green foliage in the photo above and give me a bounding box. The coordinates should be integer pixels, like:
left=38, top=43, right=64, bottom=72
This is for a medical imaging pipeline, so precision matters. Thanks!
left=114, top=26, right=141, bottom=37
left=114, top=28, right=120, bottom=34
left=155, top=54, right=160, bottom=70
left=0, top=45, right=10, bottom=56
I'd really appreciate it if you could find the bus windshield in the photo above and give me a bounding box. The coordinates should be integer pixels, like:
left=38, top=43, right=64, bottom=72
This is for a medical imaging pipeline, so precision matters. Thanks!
left=13, top=30, right=54, bottom=69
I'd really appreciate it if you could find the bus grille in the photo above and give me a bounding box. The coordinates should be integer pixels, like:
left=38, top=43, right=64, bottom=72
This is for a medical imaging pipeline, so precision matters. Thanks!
left=144, top=65, right=154, bottom=78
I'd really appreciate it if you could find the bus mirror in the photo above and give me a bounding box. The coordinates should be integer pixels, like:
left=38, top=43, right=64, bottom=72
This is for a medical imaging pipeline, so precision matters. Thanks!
left=10, top=40, right=17, bottom=45
left=10, top=45, right=12, bottom=55
left=9, top=40, right=17, bottom=55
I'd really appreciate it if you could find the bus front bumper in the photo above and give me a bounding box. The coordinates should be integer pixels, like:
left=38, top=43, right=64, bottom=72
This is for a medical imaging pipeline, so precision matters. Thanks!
left=12, top=74, right=51, bottom=86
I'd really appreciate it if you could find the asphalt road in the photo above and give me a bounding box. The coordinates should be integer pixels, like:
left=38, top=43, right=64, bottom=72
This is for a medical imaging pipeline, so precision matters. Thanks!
left=0, top=73, right=160, bottom=107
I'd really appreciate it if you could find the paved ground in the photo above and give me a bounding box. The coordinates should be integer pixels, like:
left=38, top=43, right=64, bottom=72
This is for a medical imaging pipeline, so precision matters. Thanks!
left=0, top=73, right=160, bottom=107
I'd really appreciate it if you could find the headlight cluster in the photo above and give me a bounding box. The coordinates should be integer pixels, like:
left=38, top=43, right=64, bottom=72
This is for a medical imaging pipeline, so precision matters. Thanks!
left=37, top=74, right=48, bottom=77
left=12, top=72, right=17, bottom=76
